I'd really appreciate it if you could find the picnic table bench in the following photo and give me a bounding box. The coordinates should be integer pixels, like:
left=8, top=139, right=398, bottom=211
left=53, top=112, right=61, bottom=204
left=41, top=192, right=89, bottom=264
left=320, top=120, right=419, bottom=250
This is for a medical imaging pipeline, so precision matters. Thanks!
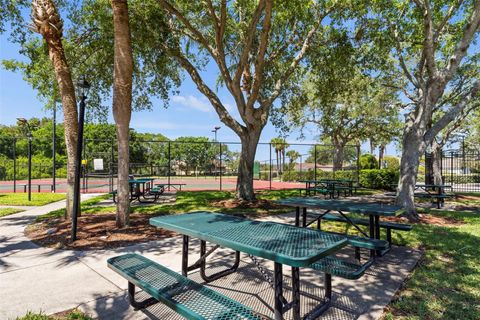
left=154, top=183, right=186, bottom=191
left=18, top=183, right=54, bottom=193
left=414, top=184, right=454, bottom=209
left=108, top=253, right=266, bottom=319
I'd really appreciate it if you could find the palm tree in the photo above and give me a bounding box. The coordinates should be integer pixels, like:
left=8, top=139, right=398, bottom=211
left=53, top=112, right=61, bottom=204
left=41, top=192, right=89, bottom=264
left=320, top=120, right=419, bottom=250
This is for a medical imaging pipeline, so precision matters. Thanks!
left=31, top=0, right=78, bottom=219
left=111, top=0, right=134, bottom=227
left=270, top=137, right=288, bottom=175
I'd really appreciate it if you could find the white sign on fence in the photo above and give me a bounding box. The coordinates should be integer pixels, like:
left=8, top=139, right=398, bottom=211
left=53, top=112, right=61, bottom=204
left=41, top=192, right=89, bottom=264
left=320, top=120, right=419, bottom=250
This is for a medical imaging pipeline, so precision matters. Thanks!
left=93, top=158, right=104, bottom=171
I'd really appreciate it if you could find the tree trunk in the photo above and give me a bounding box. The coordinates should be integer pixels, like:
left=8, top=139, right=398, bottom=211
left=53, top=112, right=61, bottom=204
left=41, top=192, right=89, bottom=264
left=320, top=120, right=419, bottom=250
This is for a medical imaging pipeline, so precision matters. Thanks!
left=370, top=139, right=376, bottom=155
left=111, top=0, right=133, bottom=228
left=237, top=128, right=261, bottom=201
left=432, top=142, right=443, bottom=185
left=396, top=129, right=424, bottom=221
left=332, top=141, right=345, bottom=171
left=45, top=37, right=77, bottom=220
left=378, top=144, right=385, bottom=169
left=31, top=0, right=78, bottom=220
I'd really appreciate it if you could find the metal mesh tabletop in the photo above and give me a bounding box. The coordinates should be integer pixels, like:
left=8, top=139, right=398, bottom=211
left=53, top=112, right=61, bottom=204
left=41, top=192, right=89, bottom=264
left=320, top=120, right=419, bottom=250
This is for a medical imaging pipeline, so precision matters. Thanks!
left=150, top=212, right=347, bottom=267
left=276, top=198, right=402, bottom=216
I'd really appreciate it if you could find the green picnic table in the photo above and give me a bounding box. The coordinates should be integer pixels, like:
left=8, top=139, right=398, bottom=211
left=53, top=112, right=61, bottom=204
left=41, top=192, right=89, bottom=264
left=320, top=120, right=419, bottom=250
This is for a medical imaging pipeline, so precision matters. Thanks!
left=112, top=178, right=160, bottom=203
left=150, top=211, right=348, bottom=320
left=275, top=198, right=408, bottom=256
left=415, top=184, right=453, bottom=208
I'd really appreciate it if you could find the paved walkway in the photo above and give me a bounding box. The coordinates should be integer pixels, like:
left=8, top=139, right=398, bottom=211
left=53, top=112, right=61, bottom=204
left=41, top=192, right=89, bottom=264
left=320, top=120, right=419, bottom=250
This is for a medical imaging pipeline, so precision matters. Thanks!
left=0, top=199, right=421, bottom=320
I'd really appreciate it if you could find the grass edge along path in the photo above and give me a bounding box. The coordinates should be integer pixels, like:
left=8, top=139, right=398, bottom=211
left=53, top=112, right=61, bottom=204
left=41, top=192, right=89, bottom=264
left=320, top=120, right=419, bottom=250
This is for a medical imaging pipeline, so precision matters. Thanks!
left=15, top=309, right=93, bottom=320
left=0, top=193, right=66, bottom=206
left=0, top=207, right=24, bottom=217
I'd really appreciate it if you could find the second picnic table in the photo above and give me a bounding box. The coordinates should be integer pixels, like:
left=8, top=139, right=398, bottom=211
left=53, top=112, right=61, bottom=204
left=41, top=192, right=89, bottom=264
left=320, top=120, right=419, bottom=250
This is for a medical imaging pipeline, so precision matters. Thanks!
left=275, top=198, right=405, bottom=256
left=150, top=211, right=348, bottom=320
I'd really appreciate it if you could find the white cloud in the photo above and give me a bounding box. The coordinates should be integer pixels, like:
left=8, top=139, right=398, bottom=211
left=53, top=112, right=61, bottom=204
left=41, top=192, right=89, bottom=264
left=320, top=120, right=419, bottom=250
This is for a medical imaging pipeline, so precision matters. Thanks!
left=172, top=95, right=211, bottom=113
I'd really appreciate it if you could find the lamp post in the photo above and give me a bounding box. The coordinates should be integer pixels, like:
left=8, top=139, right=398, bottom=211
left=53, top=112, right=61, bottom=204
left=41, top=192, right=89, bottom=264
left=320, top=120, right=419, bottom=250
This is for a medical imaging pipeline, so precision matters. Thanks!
left=72, top=76, right=91, bottom=242
left=211, top=126, right=221, bottom=142
left=17, top=118, right=33, bottom=201
left=52, top=100, right=57, bottom=192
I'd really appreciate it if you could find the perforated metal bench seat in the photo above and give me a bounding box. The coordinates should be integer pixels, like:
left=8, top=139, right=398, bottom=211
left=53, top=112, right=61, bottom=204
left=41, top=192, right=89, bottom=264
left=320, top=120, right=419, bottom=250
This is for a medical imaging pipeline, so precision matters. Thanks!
left=108, top=254, right=268, bottom=320
left=310, top=256, right=368, bottom=280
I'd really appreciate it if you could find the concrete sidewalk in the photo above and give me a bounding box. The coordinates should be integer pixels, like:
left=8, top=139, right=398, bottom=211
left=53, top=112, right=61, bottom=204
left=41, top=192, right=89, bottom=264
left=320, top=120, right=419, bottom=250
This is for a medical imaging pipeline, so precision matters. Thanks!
left=0, top=201, right=421, bottom=320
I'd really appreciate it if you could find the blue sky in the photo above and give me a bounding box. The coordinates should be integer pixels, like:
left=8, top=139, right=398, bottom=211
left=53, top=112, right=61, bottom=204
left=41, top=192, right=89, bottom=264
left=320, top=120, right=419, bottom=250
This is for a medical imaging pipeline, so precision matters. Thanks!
left=0, top=29, right=398, bottom=159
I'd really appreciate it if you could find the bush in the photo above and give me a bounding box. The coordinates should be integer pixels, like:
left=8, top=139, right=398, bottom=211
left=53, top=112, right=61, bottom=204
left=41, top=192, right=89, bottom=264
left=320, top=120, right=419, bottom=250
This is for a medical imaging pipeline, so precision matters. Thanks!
left=359, top=169, right=399, bottom=189
left=359, top=154, right=378, bottom=169
left=383, top=156, right=400, bottom=170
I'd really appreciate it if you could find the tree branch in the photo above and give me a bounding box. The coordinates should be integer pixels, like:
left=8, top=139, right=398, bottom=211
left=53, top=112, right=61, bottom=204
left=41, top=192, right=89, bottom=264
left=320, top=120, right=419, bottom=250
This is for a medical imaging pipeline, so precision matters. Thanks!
left=425, top=80, right=480, bottom=142
left=262, top=7, right=330, bottom=110
left=442, top=0, right=480, bottom=82
left=157, top=0, right=215, bottom=55
left=246, top=0, right=273, bottom=113
left=233, top=0, right=266, bottom=85
left=165, top=44, right=246, bottom=136
left=434, top=0, right=463, bottom=40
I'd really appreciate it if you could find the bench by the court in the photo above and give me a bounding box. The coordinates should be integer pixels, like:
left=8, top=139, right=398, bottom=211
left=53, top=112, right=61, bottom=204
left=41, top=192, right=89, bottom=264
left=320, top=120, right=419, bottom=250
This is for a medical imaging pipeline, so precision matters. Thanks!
left=18, top=183, right=54, bottom=193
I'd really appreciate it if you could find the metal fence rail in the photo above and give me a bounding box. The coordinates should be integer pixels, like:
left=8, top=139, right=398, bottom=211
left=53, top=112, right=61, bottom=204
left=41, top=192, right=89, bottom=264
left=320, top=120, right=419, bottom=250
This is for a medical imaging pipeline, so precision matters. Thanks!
left=0, top=137, right=360, bottom=193
left=441, top=149, right=480, bottom=192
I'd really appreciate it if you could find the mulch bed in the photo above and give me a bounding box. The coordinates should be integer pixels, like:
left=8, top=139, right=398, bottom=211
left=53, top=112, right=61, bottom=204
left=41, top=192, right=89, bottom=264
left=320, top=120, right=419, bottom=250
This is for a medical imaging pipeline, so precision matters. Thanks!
left=211, top=198, right=284, bottom=210
left=25, top=213, right=175, bottom=250
left=383, top=214, right=463, bottom=227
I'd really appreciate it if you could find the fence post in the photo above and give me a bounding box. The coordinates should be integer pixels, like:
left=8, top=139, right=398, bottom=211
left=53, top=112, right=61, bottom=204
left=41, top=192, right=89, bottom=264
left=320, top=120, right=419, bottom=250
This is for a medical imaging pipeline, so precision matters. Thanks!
left=219, top=142, right=222, bottom=191
left=356, top=144, right=360, bottom=183
left=168, top=141, right=171, bottom=187
left=13, top=138, right=16, bottom=193
left=269, top=143, right=272, bottom=190
left=110, top=138, right=114, bottom=192
left=450, top=151, right=454, bottom=185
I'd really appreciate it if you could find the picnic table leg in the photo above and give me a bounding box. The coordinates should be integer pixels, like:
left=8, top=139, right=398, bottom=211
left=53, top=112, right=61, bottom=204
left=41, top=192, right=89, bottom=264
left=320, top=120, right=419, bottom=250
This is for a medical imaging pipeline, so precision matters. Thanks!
left=302, top=207, right=307, bottom=227
left=369, top=215, right=375, bottom=257
left=374, top=215, right=381, bottom=255
left=295, top=207, right=300, bottom=227
left=182, top=235, right=189, bottom=276
left=291, top=267, right=301, bottom=320
left=274, top=262, right=283, bottom=320
left=199, top=240, right=240, bottom=282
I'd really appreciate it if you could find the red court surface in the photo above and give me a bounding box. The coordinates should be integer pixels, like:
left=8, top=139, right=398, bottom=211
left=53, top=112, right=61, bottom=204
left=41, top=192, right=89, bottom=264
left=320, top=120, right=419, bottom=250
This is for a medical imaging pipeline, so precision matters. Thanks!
left=0, top=176, right=304, bottom=193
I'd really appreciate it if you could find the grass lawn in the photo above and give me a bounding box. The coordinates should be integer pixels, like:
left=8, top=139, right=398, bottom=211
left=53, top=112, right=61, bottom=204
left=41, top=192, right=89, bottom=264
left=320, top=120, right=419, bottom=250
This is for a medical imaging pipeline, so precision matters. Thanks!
left=16, top=310, right=92, bottom=320
left=0, top=193, right=66, bottom=206
left=37, top=189, right=301, bottom=221
left=0, top=207, right=24, bottom=217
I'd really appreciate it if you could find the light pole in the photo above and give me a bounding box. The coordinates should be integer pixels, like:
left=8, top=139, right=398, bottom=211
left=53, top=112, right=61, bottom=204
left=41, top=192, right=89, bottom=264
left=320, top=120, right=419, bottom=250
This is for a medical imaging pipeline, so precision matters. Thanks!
left=212, top=126, right=221, bottom=142
left=17, top=118, right=33, bottom=201
left=52, top=100, right=57, bottom=192
left=72, top=76, right=91, bottom=242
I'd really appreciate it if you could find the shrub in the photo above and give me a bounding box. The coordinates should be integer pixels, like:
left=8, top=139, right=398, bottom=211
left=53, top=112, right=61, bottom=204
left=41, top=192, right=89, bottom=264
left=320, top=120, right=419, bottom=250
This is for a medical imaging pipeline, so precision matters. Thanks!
left=383, top=156, right=400, bottom=170
left=359, top=154, right=378, bottom=169
left=359, top=169, right=399, bottom=189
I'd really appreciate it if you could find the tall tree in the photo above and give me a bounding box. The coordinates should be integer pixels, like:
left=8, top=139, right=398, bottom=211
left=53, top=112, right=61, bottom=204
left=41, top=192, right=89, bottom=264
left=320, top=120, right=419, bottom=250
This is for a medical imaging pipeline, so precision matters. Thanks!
left=156, top=0, right=338, bottom=200
left=30, top=0, right=78, bottom=219
left=284, top=72, right=399, bottom=170
left=362, top=0, right=480, bottom=219
left=111, top=0, right=134, bottom=227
